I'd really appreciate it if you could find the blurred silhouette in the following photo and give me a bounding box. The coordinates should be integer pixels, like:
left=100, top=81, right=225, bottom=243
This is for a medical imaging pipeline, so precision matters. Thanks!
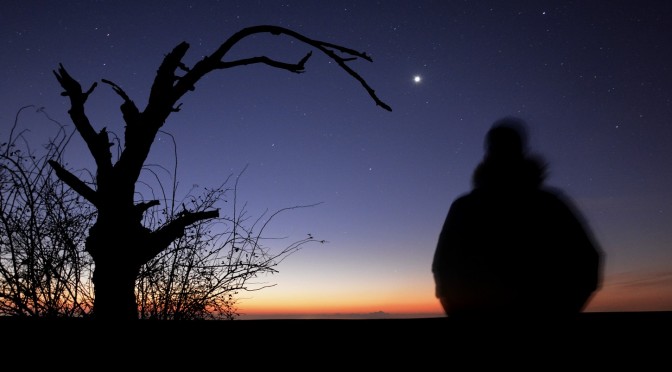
left=432, top=117, right=602, bottom=318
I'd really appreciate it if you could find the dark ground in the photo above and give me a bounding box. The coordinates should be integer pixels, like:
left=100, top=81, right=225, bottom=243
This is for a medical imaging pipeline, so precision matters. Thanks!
left=2, top=312, right=670, bottom=366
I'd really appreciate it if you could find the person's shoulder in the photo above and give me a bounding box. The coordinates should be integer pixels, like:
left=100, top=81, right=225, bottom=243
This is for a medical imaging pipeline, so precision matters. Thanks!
left=535, top=186, right=586, bottom=216
left=536, top=186, right=573, bottom=203
left=454, top=190, right=481, bottom=203
left=448, top=191, right=477, bottom=210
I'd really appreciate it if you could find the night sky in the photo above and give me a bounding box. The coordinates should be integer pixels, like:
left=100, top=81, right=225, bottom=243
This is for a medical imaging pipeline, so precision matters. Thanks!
left=2, top=0, right=671, bottom=318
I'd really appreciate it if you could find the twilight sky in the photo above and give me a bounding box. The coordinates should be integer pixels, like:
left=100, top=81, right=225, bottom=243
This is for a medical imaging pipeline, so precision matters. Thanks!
left=2, top=0, right=671, bottom=319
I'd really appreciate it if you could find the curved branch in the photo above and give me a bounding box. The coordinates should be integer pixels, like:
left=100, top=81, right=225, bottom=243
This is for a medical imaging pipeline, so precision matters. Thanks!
left=223, top=26, right=391, bottom=110
left=113, top=26, right=392, bottom=195
left=170, top=25, right=391, bottom=112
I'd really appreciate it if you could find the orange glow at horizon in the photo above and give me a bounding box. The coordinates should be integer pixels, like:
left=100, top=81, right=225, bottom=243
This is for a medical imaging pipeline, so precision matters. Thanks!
left=239, top=300, right=444, bottom=316
left=236, top=270, right=672, bottom=318
left=236, top=281, right=445, bottom=318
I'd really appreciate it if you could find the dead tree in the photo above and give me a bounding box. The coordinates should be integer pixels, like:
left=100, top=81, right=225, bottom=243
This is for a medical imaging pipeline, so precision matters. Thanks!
left=49, top=25, right=391, bottom=320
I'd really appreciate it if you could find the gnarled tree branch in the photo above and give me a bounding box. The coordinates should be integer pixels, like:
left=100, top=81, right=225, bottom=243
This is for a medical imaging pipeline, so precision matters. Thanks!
left=52, top=64, right=113, bottom=178
left=101, top=79, right=141, bottom=128
left=146, top=209, right=220, bottom=260
left=112, top=25, right=391, bottom=187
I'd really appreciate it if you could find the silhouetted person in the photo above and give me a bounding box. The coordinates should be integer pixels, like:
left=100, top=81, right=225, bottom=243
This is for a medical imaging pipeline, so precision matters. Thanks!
left=432, top=117, right=602, bottom=318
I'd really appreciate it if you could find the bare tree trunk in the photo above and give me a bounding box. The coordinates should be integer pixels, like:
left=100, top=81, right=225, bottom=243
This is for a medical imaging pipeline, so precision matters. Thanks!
left=92, top=259, right=139, bottom=320
left=86, top=221, right=147, bottom=320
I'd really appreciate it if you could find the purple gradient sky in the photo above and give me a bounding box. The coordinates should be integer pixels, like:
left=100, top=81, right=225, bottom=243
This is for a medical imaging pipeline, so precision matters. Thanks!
left=2, top=1, right=671, bottom=318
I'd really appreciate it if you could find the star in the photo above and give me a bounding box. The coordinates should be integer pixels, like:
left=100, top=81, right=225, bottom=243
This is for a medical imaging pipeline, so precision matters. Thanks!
left=413, top=75, right=422, bottom=83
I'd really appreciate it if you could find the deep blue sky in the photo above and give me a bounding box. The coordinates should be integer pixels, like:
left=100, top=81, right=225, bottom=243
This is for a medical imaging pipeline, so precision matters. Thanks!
left=2, top=1, right=671, bottom=317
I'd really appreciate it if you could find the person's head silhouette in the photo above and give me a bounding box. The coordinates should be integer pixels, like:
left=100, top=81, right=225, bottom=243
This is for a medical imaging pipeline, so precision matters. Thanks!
left=484, top=117, right=528, bottom=161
